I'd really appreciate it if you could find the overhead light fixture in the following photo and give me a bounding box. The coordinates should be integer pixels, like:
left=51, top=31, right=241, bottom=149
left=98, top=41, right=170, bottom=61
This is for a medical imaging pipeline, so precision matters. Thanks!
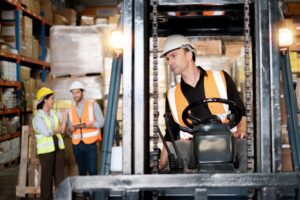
left=279, top=27, right=293, bottom=51
left=109, top=30, right=123, bottom=53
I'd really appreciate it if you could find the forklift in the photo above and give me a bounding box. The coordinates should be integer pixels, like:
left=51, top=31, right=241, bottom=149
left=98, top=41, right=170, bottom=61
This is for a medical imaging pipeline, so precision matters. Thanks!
left=54, top=0, right=300, bottom=199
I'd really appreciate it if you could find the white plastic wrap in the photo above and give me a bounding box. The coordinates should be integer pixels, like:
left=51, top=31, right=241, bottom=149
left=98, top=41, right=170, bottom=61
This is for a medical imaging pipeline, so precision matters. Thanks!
left=50, top=25, right=105, bottom=76
left=51, top=76, right=104, bottom=100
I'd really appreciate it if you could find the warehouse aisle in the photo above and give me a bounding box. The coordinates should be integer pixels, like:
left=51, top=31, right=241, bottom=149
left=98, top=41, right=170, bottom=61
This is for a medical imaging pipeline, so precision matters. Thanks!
left=0, top=166, right=21, bottom=200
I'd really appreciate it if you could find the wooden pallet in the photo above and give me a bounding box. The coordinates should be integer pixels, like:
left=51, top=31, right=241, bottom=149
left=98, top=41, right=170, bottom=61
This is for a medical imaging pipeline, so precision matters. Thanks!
left=16, top=126, right=41, bottom=198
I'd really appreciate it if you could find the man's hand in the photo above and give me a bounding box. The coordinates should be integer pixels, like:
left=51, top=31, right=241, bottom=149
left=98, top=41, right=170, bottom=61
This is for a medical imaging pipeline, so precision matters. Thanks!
left=233, top=116, right=246, bottom=139
left=53, top=127, right=62, bottom=135
left=68, top=126, right=75, bottom=132
left=233, top=131, right=245, bottom=139
left=84, top=122, right=93, bottom=129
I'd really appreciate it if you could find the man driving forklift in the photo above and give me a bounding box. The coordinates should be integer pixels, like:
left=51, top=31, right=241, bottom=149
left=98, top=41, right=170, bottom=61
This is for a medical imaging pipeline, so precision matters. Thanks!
left=158, top=34, right=248, bottom=172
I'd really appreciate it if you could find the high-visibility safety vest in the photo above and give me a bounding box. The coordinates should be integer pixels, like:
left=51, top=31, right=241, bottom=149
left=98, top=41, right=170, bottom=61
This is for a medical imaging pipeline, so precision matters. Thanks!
left=32, top=110, right=65, bottom=155
left=167, top=70, right=229, bottom=139
left=69, top=99, right=102, bottom=145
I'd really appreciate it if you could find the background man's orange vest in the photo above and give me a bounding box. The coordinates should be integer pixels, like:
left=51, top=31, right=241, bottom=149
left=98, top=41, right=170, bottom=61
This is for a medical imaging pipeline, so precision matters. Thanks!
left=69, top=100, right=102, bottom=145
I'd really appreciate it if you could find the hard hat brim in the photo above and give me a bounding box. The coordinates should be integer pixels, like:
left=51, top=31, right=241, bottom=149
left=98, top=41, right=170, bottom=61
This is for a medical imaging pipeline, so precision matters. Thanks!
left=160, top=47, right=180, bottom=58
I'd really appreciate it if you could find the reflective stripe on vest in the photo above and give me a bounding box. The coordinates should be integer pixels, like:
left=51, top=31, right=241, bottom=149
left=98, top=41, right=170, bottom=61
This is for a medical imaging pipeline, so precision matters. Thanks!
left=69, top=99, right=102, bottom=145
left=32, top=111, right=65, bottom=154
left=167, top=70, right=229, bottom=139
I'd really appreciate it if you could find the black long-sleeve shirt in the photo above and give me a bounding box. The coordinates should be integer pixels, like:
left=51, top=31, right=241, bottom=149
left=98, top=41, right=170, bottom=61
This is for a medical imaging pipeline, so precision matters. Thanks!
left=164, top=66, right=246, bottom=142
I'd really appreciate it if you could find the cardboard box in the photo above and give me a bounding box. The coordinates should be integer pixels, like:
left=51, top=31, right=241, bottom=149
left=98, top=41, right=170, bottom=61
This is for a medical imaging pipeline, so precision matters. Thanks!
left=53, top=14, right=68, bottom=25
left=81, top=6, right=119, bottom=17
left=20, top=66, right=31, bottom=81
left=192, top=39, right=222, bottom=56
left=24, top=78, right=36, bottom=94
left=225, top=41, right=244, bottom=57
left=22, top=16, right=33, bottom=37
left=40, top=0, right=53, bottom=24
left=1, top=23, right=15, bottom=36
left=108, top=15, right=120, bottom=26
left=20, top=36, right=33, bottom=58
left=290, top=52, right=299, bottom=72
left=21, top=0, right=34, bottom=12
left=32, top=38, right=39, bottom=59
left=1, top=10, right=16, bottom=20
left=54, top=9, right=77, bottom=25
left=1, top=36, right=16, bottom=49
left=0, top=61, right=17, bottom=81
left=33, top=0, right=41, bottom=16
left=80, top=16, right=94, bottom=26
left=95, top=17, right=107, bottom=25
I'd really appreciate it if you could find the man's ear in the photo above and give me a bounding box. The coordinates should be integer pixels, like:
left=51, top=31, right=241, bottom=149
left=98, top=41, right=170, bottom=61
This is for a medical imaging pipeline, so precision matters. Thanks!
left=186, top=50, right=193, bottom=61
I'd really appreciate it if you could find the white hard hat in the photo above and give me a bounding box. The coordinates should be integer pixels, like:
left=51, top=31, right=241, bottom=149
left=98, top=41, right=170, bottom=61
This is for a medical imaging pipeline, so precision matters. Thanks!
left=160, top=34, right=196, bottom=58
left=70, top=81, right=85, bottom=91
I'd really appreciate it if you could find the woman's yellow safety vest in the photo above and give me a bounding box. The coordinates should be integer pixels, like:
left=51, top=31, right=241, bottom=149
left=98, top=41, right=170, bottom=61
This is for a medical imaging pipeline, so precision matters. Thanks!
left=32, top=111, right=65, bottom=154
left=167, top=70, right=229, bottom=139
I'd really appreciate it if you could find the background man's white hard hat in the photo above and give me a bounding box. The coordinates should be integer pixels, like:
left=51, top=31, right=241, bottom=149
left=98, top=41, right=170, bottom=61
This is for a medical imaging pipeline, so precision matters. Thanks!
left=70, top=81, right=85, bottom=91
left=160, top=34, right=196, bottom=58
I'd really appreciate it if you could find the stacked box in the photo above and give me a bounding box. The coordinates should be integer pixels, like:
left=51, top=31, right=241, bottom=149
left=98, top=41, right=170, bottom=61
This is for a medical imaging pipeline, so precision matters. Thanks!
left=33, top=0, right=41, bottom=16
left=32, top=38, right=39, bottom=59
left=50, top=26, right=104, bottom=76
left=1, top=10, right=22, bottom=49
left=0, top=61, right=17, bottom=81
left=22, top=16, right=32, bottom=37
left=53, top=14, right=69, bottom=25
left=192, top=39, right=222, bottom=56
left=81, top=16, right=95, bottom=26
left=1, top=23, right=16, bottom=36
left=21, top=0, right=34, bottom=12
left=40, top=0, right=53, bottom=24
left=95, top=17, right=107, bottom=25
left=0, top=137, right=20, bottom=165
left=196, top=55, right=233, bottom=76
left=290, top=52, right=299, bottom=72
left=1, top=10, right=15, bottom=20
left=24, top=78, right=36, bottom=111
left=20, top=66, right=31, bottom=81
left=51, top=76, right=104, bottom=100
left=20, top=36, right=33, bottom=57
left=225, top=41, right=244, bottom=57
left=0, top=118, right=9, bottom=135
left=54, top=9, right=77, bottom=25
left=108, top=15, right=120, bottom=27
left=2, top=88, right=17, bottom=109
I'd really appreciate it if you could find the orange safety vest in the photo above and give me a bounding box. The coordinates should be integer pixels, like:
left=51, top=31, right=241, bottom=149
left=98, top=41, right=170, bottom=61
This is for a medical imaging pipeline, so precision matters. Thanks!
left=69, top=99, right=102, bottom=145
left=167, top=70, right=229, bottom=139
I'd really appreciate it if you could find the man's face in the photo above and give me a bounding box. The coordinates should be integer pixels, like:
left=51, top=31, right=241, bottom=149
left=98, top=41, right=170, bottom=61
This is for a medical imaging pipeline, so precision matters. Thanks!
left=71, top=89, right=84, bottom=102
left=165, top=48, right=189, bottom=75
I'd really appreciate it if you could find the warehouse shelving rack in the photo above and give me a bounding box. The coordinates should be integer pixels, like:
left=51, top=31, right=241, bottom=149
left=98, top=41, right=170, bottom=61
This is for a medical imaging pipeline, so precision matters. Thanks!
left=0, top=0, right=50, bottom=142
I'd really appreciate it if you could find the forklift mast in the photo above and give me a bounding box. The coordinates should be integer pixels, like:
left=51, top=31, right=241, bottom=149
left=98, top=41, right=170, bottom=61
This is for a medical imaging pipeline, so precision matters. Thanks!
left=54, top=0, right=300, bottom=199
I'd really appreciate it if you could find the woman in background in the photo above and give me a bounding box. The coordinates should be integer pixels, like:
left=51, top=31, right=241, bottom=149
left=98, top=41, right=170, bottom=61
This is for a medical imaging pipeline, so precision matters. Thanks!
left=32, top=87, right=66, bottom=200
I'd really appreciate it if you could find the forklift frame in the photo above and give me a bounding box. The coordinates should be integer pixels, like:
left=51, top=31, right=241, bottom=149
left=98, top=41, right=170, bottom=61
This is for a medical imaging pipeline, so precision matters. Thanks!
left=54, top=0, right=300, bottom=199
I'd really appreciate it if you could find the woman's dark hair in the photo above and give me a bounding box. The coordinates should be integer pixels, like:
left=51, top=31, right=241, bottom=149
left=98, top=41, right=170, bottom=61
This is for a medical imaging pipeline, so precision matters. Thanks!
left=36, top=94, right=53, bottom=110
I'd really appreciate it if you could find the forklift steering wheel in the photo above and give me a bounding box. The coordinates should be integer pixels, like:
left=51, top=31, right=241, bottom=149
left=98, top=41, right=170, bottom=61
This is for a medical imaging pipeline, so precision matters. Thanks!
left=182, top=98, right=243, bottom=129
